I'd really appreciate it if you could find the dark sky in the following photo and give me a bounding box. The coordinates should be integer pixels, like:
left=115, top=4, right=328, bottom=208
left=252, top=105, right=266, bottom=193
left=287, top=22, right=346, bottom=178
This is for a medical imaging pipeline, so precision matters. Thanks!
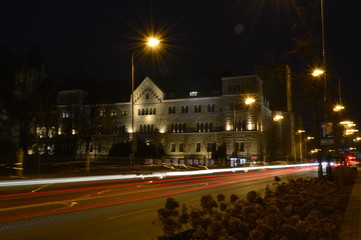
left=1, top=0, right=360, bottom=124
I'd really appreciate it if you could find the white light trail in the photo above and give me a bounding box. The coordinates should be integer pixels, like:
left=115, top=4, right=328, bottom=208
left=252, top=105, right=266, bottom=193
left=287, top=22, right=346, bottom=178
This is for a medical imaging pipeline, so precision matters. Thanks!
left=0, top=163, right=318, bottom=188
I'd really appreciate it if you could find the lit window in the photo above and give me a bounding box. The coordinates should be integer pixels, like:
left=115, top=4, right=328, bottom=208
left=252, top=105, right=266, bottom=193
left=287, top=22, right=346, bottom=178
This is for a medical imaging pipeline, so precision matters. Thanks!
left=62, top=112, right=70, bottom=118
left=48, top=127, right=56, bottom=138
left=189, top=91, right=199, bottom=96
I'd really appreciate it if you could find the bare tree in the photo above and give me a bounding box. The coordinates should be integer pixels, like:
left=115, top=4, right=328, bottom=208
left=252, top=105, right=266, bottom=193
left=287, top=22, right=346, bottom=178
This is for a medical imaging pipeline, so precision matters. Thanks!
left=3, top=48, right=53, bottom=157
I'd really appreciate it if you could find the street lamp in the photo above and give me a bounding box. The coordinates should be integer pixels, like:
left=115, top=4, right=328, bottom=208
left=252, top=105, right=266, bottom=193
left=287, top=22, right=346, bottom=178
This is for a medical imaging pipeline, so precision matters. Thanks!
left=311, top=69, right=324, bottom=77
left=245, top=97, right=255, bottom=105
left=243, top=97, right=256, bottom=160
left=273, top=114, right=284, bottom=122
left=130, top=37, right=161, bottom=167
left=244, top=97, right=256, bottom=131
left=311, top=68, right=327, bottom=178
left=296, top=129, right=306, bottom=162
left=333, top=75, right=345, bottom=112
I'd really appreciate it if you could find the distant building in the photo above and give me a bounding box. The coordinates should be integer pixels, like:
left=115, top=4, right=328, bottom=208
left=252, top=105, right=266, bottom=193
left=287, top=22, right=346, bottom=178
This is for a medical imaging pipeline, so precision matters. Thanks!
left=255, top=64, right=304, bottom=161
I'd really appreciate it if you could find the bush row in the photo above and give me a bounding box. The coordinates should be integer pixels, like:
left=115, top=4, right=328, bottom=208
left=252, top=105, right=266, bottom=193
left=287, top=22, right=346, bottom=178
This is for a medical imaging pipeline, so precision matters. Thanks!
left=157, top=166, right=357, bottom=240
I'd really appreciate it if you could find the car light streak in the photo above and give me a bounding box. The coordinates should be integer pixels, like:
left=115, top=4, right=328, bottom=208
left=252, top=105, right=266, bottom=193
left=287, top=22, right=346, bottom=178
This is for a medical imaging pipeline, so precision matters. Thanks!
left=0, top=166, right=312, bottom=200
left=0, top=163, right=317, bottom=188
left=23, top=166, right=314, bottom=217
left=0, top=166, right=316, bottom=223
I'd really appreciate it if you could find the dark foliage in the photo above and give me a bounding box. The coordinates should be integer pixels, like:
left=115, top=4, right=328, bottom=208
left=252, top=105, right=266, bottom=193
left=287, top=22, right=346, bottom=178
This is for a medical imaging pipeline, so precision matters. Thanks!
left=157, top=167, right=356, bottom=240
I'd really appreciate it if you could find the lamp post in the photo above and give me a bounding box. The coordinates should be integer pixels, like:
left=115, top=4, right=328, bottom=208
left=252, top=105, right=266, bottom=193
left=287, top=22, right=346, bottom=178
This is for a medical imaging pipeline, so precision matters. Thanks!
left=333, top=75, right=344, bottom=112
left=296, top=129, right=305, bottom=162
left=244, top=97, right=256, bottom=161
left=320, top=0, right=327, bottom=121
left=311, top=68, right=326, bottom=178
left=273, top=113, right=284, bottom=162
left=130, top=37, right=160, bottom=168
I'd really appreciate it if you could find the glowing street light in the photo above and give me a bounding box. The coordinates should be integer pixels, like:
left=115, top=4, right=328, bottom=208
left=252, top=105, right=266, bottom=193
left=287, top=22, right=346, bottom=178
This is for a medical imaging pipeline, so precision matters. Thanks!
left=340, top=121, right=354, bottom=125
left=273, top=114, right=284, bottom=122
left=345, top=129, right=358, bottom=135
left=245, top=97, right=255, bottom=105
left=333, top=104, right=345, bottom=112
left=311, top=69, right=325, bottom=77
left=147, top=37, right=160, bottom=47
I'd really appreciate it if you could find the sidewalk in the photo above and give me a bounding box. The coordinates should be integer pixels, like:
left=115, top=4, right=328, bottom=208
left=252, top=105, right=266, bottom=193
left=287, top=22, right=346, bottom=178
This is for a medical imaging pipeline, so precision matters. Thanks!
left=339, top=167, right=361, bottom=240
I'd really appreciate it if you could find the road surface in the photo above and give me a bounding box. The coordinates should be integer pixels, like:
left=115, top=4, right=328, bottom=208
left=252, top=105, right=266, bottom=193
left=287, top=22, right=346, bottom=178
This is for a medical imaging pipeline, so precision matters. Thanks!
left=0, top=166, right=318, bottom=240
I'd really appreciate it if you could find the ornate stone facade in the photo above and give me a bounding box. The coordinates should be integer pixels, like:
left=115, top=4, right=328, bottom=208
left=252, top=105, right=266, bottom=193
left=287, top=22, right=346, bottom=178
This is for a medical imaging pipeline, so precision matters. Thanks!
left=56, top=75, right=272, bottom=163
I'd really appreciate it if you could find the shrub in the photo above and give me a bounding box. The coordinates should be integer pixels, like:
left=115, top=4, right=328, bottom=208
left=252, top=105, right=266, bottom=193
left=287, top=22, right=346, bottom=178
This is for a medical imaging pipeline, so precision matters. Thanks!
left=157, top=172, right=356, bottom=240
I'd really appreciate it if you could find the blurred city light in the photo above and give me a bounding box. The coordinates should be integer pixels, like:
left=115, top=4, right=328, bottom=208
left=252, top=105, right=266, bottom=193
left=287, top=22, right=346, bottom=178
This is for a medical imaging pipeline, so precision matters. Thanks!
left=245, top=97, right=255, bottom=105
left=147, top=37, right=160, bottom=47
left=333, top=104, right=345, bottom=112
left=311, top=69, right=325, bottom=77
left=273, top=114, right=284, bottom=121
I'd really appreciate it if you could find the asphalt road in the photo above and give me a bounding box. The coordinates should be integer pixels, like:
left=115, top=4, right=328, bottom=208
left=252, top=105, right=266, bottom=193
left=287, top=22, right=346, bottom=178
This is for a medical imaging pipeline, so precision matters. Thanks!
left=0, top=166, right=318, bottom=240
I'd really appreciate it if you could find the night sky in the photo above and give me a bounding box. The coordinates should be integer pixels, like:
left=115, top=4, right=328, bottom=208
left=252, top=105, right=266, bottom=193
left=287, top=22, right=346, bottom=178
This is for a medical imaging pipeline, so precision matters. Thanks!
left=1, top=0, right=360, bottom=125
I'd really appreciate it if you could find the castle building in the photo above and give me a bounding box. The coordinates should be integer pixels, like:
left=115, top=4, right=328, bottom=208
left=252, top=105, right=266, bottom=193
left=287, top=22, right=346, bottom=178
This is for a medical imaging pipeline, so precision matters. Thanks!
left=55, top=74, right=272, bottom=165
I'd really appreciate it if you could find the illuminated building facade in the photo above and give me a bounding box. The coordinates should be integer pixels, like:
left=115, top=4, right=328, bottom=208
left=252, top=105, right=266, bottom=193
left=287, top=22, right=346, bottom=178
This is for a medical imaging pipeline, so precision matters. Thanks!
left=56, top=74, right=272, bottom=163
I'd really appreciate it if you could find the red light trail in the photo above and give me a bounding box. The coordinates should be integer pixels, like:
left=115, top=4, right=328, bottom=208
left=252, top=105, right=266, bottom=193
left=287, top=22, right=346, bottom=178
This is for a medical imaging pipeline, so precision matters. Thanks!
left=0, top=166, right=316, bottom=223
